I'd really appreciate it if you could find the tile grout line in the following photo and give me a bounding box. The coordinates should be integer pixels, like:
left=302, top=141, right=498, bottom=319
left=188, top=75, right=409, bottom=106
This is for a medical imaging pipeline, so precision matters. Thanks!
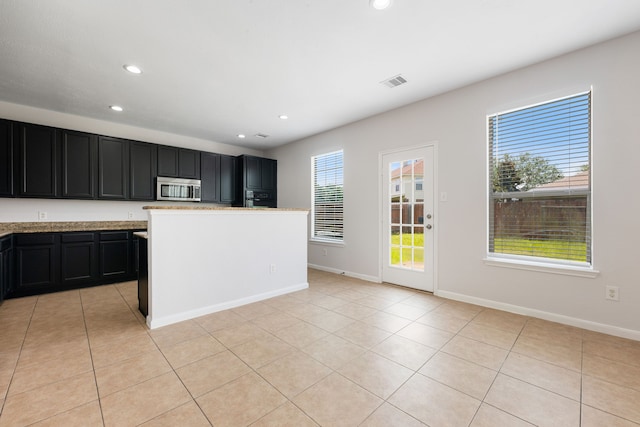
left=0, top=295, right=38, bottom=419
left=78, top=289, right=107, bottom=427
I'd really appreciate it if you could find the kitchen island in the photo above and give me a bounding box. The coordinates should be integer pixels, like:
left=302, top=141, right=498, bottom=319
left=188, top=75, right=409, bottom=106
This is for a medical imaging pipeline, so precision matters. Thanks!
left=142, top=206, right=309, bottom=329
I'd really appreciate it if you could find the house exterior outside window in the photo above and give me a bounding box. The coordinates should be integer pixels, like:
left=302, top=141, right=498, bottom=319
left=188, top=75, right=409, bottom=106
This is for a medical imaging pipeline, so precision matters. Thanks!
left=488, top=92, right=591, bottom=266
left=311, top=150, right=344, bottom=242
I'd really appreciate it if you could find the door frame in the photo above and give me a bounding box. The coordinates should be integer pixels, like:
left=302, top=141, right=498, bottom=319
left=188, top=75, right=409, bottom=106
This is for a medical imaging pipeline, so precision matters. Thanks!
left=378, top=142, right=439, bottom=293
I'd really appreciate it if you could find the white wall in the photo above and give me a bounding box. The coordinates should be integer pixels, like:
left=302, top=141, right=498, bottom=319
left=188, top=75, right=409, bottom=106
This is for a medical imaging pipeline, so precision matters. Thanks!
left=268, top=31, right=640, bottom=337
left=147, top=209, right=309, bottom=328
left=0, top=101, right=263, bottom=223
left=0, top=198, right=224, bottom=222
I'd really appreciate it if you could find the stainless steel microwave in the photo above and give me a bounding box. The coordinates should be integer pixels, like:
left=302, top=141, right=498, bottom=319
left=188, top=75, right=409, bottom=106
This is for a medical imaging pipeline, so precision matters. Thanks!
left=156, top=177, right=201, bottom=202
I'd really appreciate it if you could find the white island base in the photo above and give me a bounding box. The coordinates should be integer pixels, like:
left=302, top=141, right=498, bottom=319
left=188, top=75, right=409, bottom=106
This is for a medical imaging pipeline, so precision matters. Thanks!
left=144, top=207, right=309, bottom=329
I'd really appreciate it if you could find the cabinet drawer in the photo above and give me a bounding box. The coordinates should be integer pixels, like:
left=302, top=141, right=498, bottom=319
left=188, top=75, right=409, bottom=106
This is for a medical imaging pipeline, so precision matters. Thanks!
left=15, top=233, right=56, bottom=246
left=61, top=232, right=95, bottom=243
left=99, top=231, right=129, bottom=241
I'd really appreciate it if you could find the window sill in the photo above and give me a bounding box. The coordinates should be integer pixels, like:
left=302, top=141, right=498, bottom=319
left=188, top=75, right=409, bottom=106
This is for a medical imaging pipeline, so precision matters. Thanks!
left=309, top=238, right=345, bottom=247
left=484, top=257, right=599, bottom=278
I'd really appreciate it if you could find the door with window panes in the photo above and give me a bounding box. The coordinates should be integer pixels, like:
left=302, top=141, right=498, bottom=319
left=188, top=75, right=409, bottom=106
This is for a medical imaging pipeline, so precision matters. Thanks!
left=381, top=146, right=434, bottom=291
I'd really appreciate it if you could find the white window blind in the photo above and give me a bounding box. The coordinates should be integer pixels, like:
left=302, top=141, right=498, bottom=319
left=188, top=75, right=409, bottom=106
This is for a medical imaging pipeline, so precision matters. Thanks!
left=488, top=92, right=591, bottom=264
left=312, top=150, right=344, bottom=242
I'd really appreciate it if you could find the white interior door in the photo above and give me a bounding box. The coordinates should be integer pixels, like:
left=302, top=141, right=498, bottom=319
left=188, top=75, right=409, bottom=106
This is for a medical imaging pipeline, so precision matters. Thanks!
left=381, top=145, right=435, bottom=292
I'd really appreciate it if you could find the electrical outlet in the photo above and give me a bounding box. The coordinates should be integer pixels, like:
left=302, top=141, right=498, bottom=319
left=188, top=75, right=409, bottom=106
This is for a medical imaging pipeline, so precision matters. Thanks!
left=38, top=211, right=47, bottom=220
left=322, top=248, right=328, bottom=256
left=440, top=192, right=448, bottom=202
left=128, top=212, right=134, bottom=219
left=605, top=286, right=619, bottom=301
left=270, top=264, right=277, bottom=273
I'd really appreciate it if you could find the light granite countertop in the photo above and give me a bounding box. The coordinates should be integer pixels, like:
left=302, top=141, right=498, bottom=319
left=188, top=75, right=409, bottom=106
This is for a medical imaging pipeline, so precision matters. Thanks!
left=142, top=206, right=308, bottom=212
left=0, top=221, right=147, bottom=238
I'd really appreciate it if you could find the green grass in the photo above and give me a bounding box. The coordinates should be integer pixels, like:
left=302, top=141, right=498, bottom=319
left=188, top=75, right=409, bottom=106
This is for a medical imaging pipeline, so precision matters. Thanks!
left=493, top=237, right=587, bottom=262
left=390, top=233, right=424, bottom=265
left=389, top=234, right=588, bottom=264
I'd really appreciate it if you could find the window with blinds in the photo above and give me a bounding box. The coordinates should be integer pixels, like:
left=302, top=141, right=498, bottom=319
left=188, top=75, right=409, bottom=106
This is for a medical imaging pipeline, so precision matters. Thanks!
left=488, top=92, right=591, bottom=265
left=312, top=150, right=344, bottom=242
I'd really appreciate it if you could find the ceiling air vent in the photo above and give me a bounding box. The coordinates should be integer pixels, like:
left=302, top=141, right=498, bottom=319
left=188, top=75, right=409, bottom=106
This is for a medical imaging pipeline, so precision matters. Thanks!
left=380, top=74, right=408, bottom=88
left=255, top=133, right=270, bottom=139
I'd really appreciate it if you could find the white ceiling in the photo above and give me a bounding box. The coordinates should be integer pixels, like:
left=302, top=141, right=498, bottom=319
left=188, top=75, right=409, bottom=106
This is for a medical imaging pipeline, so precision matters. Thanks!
left=1, top=1, right=640, bottom=149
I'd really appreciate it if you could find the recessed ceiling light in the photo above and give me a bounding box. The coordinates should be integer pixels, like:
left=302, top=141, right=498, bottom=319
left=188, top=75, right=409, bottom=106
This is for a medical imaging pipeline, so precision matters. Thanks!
left=279, top=115, right=288, bottom=120
left=109, top=105, right=123, bottom=112
left=123, top=64, right=142, bottom=74
left=237, top=134, right=246, bottom=139
left=370, top=0, right=392, bottom=10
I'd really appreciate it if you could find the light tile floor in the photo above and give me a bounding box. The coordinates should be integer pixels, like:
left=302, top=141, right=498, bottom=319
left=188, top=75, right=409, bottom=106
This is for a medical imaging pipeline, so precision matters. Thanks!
left=0, top=269, right=639, bottom=426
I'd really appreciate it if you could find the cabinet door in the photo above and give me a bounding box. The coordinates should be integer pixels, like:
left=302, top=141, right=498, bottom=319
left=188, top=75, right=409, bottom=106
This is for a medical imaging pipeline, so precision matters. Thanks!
left=220, top=154, right=236, bottom=203
left=99, top=231, right=130, bottom=279
left=16, top=123, right=60, bottom=197
left=0, top=237, right=12, bottom=301
left=61, top=130, right=97, bottom=199
left=178, top=149, right=200, bottom=179
left=244, top=156, right=261, bottom=190
left=157, top=146, right=178, bottom=177
left=0, top=119, right=14, bottom=197
left=60, top=233, right=98, bottom=285
left=98, top=136, right=129, bottom=199
left=200, top=152, right=220, bottom=202
left=130, top=141, right=157, bottom=200
left=14, top=234, right=59, bottom=293
left=260, top=158, right=277, bottom=191
left=136, top=236, right=148, bottom=316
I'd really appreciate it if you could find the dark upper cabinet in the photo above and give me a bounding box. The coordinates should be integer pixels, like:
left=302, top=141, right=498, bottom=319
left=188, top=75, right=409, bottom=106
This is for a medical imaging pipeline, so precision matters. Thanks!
left=200, top=152, right=220, bottom=203
left=261, top=158, right=277, bottom=191
left=14, top=233, right=59, bottom=294
left=244, top=156, right=261, bottom=190
left=241, top=155, right=277, bottom=191
left=220, top=154, right=236, bottom=203
left=158, top=146, right=201, bottom=179
left=130, top=141, right=157, bottom=201
left=60, top=232, right=98, bottom=285
left=98, top=136, right=129, bottom=199
left=0, top=120, right=14, bottom=197
left=61, top=130, right=98, bottom=199
left=235, top=155, right=277, bottom=207
left=179, top=148, right=200, bottom=179
left=16, top=123, right=60, bottom=198
left=157, top=146, right=178, bottom=177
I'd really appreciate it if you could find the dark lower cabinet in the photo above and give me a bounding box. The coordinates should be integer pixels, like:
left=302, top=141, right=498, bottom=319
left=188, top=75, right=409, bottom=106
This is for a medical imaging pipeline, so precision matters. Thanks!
left=0, top=236, right=13, bottom=303
left=99, top=231, right=130, bottom=280
left=7, top=230, right=141, bottom=298
left=60, top=233, right=98, bottom=285
left=14, top=233, right=59, bottom=294
left=136, top=236, right=148, bottom=316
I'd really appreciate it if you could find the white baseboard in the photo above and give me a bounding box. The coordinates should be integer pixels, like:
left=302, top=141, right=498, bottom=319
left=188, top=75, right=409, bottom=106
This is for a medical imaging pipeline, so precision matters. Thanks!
left=436, top=290, right=640, bottom=342
left=147, top=282, right=309, bottom=329
left=308, top=264, right=381, bottom=284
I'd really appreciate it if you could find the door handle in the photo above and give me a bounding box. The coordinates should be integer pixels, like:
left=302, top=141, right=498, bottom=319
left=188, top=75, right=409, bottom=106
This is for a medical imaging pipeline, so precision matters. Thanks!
left=426, top=224, right=432, bottom=230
